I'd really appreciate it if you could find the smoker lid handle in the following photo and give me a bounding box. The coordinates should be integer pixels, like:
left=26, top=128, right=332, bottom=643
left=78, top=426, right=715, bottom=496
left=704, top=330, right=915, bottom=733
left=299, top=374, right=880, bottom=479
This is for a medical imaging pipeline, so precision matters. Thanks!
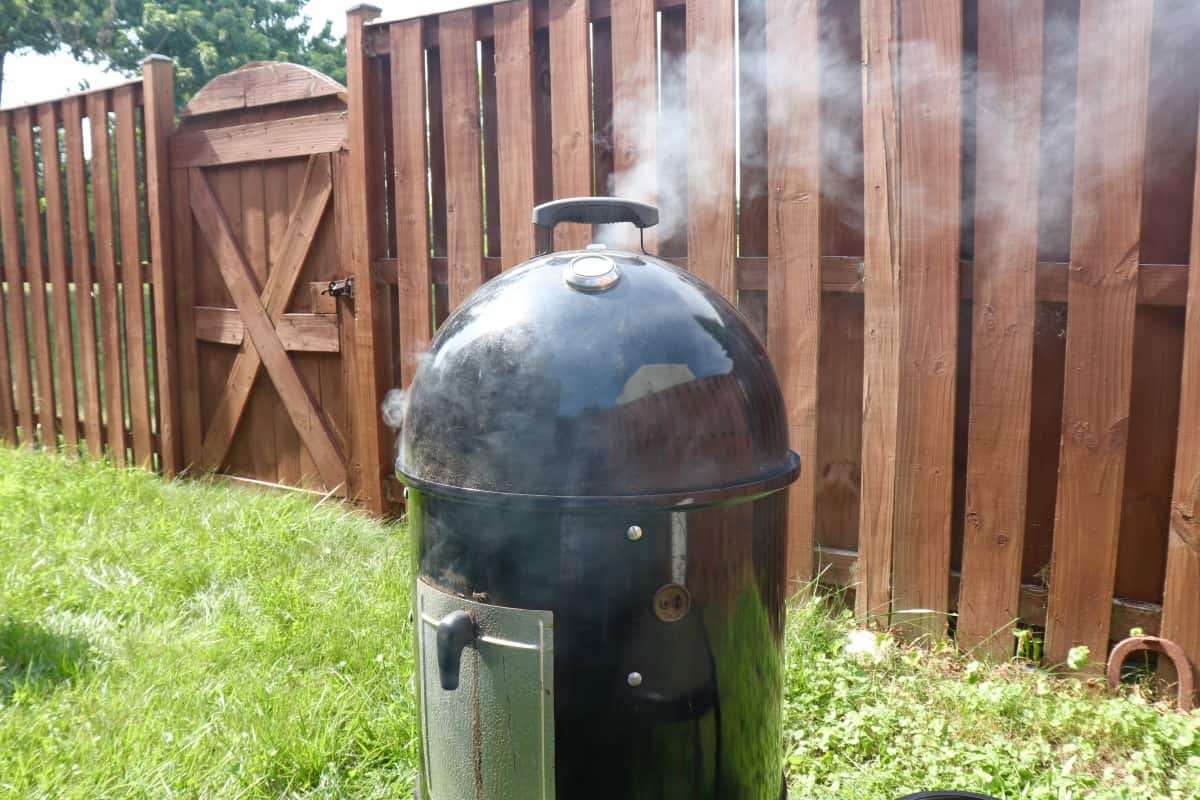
left=435, top=610, right=476, bottom=691
left=532, top=197, right=659, bottom=229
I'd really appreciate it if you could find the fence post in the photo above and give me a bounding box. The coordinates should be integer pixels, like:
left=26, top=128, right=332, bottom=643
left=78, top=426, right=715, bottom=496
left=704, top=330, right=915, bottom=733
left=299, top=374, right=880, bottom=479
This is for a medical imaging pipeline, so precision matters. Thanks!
left=142, top=55, right=181, bottom=476
left=345, top=5, right=389, bottom=514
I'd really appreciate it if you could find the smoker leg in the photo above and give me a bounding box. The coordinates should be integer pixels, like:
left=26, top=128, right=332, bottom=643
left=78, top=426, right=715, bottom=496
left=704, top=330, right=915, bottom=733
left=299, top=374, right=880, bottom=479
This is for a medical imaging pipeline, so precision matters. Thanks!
left=780, top=773, right=788, bottom=800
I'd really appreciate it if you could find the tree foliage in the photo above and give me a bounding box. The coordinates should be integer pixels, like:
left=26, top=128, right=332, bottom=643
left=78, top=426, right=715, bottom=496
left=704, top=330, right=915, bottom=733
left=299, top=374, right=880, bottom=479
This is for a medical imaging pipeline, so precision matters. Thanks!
left=1, top=0, right=345, bottom=106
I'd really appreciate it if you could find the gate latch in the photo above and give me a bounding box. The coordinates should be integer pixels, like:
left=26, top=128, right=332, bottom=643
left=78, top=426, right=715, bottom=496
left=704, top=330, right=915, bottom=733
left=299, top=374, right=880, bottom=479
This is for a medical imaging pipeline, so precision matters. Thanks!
left=323, top=277, right=355, bottom=299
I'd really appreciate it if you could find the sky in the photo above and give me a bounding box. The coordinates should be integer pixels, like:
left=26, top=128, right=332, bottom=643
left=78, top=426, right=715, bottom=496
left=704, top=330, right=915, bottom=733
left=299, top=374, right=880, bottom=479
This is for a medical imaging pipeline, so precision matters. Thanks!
left=1, top=0, right=354, bottom=109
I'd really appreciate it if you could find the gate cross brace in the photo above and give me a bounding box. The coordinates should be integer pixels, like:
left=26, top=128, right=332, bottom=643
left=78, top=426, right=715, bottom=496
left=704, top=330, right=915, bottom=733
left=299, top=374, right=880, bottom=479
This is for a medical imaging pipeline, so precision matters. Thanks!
left=189, top=155, right=347, bottom=488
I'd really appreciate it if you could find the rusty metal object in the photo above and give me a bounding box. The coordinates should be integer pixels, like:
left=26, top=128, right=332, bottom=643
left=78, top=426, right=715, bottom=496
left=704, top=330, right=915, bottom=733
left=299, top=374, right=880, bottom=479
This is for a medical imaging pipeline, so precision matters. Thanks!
left=1106, top=635, right=1195, bottom=711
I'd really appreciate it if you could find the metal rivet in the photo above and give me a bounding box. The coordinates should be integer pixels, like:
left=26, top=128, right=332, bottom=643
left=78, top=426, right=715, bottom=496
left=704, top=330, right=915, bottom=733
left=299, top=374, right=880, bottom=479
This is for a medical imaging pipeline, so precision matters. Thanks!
left=627, top=672, right=643, bottom=687
left=626, top=525, right=643, bottom=541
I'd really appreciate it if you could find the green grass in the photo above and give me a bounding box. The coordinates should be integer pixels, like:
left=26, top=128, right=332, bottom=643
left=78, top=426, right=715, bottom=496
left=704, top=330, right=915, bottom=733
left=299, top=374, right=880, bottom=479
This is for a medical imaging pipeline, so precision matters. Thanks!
left=0, top=446, right=1197, bottom=799
left=0, top=447, right=415, bottom=799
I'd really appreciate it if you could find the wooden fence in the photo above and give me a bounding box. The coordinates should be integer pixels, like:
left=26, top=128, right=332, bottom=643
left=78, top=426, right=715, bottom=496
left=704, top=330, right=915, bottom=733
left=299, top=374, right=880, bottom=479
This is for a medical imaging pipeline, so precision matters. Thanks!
left=0, top=59, right=176, bottom=472
left=3, top=0, right=1200, bottom=685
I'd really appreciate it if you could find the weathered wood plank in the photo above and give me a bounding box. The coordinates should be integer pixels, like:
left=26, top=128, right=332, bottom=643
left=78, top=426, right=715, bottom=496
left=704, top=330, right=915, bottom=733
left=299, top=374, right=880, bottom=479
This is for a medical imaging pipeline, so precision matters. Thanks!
left=1045, top=0, right=1154, bottom=666
left=480, top=36, right=501, bottom=258
left=14, top=108, right=58, bottom=449
left=345, top=4, right=390, bottom=512
left=198, top=156, right=333, bottom=473
left=610, top=0, right=657, bottom=251
left=169, top=111, right=348, bottom=168
left=591, top=17, right=614, bottom=198
left=0, top=280, right=13, bottom=442
left=238, top=121, right=279, bottom=485
left=142, top=57, right=180, bottom=474
left=195, top=308, right=341, bottom=352
left=391, top=19, right=436, bottom=386
left=91, top=93, right=130, bottom=455
left=855, top=0, right=901, bottom=623
left=1161, top=95, right=1200, bottom=707
left=189, top=167, right=346, bottom=489
left=0, top=117, right=14, bottom=441
left=37, top=103, right=80, bottom=453
left=170, top=166, right=203, bottom=468
left=114, top=86, right=154, bottom=466
left=957, top=0, right=1044, bottom=659
left=495, top=0, right=539, bottom=267
left=685, top=0, right=736, bottom=300
left=765, top=0, right=820, bottom=584
left=739, top=0, right=767, bottom=262
left=889, top=0, right=962, bottom=639
left=265, top=159, right=303, bottom=485
left=657, top=7, right=687, bottom=257
left=440, top=8, right=487, bottom=309
left=0, top=111, right=34, bottom=445
left=182, top=62, right=346, bottom=118
left=61, top=97, right=104, bottom=456
left=427, top=46, right=450, bottom=259
left=548, top=0, right=594, bottom=250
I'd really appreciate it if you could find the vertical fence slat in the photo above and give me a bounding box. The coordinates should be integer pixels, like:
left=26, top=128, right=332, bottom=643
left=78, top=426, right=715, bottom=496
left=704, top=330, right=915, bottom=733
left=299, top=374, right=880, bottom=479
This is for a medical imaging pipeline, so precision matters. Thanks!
left=87, top=91, right=128, bottom=465
left=0, top=126, right=12, bottom=441
left=171, top=166, right=202, bottom=467
left=736, top=0, right=768, bottom=342
left=495, top=0, right=539, bottom=267
left=855, top=0, right=902, bottom=622
left=0, top=112, right=35, bottom=445
left=391, top=18, right=435, bottom=386
left=685, top=0, right=736, bottom=300
left=481, top=36, right=501, bottom=260
left=427, top=47, right=450, bottom=265
left=0, top=266, right=12, bottom=443
left=1045, top=0, right=1154, bottom=665
left=440, top=9, right=487, bottom=310
left=591, top=17, right=614, bottom=198
left=1161, top=101, right=1200, bottom=706
left=658, top=7, right=688, bottom=258
left=765, top=0, right=821, bottom=585
left=114, top=86, right=154, bottom=466
left=142, top=57, right=180, bottom=475
left=739, top=0, right=767, bottom=258
left=346, top=4, right=389, bottom=513
left=14, top=108, right=58, bottom=449
left=957, top=0, right=1044, bottom=658
left=549, top=0, right=594, bottom=250
left=37, top=103, right=79, bottom=453
left=62, top=98, right=103, bottom=456
left=611, top=0, right=657, bottom=252
left=889, top=0, right=962, bottom=638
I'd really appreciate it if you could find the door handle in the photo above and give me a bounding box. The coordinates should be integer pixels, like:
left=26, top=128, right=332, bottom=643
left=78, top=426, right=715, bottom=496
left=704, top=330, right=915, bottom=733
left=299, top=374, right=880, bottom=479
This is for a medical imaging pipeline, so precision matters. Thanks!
left=435, top=610, right=476, bottom=691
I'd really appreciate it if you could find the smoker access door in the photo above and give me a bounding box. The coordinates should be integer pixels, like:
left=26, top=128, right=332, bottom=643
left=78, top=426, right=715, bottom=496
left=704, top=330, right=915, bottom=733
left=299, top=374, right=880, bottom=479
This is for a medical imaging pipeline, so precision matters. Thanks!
left=416, top=579, right=556, bottom=800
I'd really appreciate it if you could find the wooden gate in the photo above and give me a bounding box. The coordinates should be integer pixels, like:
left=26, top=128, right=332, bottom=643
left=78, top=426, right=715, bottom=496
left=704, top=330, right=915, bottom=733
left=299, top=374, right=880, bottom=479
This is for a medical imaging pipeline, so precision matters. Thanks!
left=168, top=62, right=386, bottom=509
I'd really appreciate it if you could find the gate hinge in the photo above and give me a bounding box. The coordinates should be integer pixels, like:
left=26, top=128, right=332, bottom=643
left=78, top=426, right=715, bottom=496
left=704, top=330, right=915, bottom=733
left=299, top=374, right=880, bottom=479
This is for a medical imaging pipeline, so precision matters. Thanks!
left=323, top=277, right=355, bottom=299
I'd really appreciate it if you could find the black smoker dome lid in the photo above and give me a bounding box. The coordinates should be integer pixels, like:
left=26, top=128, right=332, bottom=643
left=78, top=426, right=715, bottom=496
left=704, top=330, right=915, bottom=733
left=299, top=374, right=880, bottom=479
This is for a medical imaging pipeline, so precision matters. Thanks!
left=397, top=244, right=799, bottom=509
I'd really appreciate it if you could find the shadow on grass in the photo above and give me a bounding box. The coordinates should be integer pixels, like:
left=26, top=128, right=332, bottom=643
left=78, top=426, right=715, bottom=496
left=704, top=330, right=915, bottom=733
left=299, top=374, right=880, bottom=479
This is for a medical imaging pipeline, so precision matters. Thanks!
left=0, top=618, right=92, bottom=701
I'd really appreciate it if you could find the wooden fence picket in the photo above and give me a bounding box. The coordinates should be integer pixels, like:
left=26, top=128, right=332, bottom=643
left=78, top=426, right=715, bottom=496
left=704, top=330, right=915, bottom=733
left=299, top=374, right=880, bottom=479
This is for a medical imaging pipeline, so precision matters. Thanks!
left=14, top=108, right=57, bottom=450
left=765, top=0, right=821, bottom=584
left=548, top=0, right=593, bottom=251
left=0, top=111, right=35, bottom=446
left=1045, top=0, right=1154, bottom=664
left=37, top=104, right=79, bottom=453
left=440, top=9, right=487, bottom=310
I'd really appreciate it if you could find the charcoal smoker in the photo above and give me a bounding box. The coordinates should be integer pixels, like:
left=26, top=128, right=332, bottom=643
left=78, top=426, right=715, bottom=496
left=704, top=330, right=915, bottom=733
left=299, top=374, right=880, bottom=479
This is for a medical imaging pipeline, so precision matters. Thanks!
left=398, top=198, right=800, bottom=800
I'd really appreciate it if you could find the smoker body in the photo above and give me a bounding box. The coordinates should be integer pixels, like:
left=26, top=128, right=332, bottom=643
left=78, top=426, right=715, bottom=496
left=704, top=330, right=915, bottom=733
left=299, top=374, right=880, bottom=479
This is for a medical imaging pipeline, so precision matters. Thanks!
left=398, top=199, right=799, bottom=800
